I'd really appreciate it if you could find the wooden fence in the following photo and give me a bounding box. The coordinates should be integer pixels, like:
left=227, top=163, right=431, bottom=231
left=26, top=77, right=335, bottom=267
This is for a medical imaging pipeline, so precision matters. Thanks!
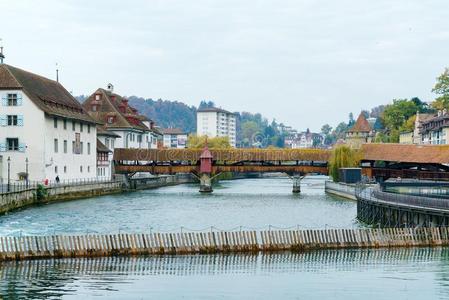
left=1, top=227, right=449, bottom=261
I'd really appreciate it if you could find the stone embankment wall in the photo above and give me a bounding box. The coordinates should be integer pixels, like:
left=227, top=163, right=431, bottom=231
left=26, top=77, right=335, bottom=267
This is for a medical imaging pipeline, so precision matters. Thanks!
left=324, top=181, right=356, bottom=200
left=0, top=174, right=195, bottom=215
left=0, top=227, right=448, bottom=261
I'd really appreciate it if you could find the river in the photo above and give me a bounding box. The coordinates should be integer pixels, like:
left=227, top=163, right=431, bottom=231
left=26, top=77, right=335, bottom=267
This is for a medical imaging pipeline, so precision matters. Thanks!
left=1, top=176, right=448, bottom=299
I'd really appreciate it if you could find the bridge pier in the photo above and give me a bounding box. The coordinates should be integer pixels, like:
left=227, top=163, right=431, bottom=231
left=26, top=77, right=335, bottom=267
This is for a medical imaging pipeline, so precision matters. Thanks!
left=199, top=174, right=213, bottom=193
left=292, top=175, right=301, bottom=194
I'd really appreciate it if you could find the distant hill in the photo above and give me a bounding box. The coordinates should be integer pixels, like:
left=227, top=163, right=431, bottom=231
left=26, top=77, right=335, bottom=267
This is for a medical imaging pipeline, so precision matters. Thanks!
left=128, top=96, right=197, bottom=133
left=76, top=95, right=290, bottom=148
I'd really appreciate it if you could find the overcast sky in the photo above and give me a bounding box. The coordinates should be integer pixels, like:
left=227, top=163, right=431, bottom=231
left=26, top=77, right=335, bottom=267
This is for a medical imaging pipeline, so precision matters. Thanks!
left=2, top=0, right=449, bottom=131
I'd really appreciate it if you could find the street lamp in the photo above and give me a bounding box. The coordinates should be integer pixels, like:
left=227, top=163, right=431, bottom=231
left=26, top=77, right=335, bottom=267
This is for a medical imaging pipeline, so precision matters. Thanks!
left=25, top=157, right=29, bottom=188
left=7, top=156, right=10, bottom=192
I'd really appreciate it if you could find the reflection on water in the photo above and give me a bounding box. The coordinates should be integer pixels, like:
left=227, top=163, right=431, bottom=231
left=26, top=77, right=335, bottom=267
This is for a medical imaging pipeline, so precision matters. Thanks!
left=2, top=248, right=449, bottom=299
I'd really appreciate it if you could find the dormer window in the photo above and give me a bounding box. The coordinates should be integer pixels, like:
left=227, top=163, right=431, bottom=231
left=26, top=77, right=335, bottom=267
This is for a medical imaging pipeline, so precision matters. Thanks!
left=95, top=94, right=101, bottom=101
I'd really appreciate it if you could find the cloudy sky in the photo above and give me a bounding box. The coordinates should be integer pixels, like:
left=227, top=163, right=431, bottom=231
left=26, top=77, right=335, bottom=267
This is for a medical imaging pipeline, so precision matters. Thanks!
left=2, top=0, right=449, bottom=131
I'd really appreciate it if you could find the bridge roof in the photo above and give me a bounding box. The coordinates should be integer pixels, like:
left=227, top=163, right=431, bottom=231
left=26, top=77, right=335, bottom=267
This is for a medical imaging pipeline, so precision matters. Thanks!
left=361, top=144, right=449, bottom=164
left=113, top=148, right=330, bottom=162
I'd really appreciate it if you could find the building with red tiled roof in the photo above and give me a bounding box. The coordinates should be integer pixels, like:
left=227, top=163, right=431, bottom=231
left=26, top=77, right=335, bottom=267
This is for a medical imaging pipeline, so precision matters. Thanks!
left=0, top=63, right=98, bottom=182
left=83, top=84, right=161, bottom=150
left=346, top=112, right=376, bottom=148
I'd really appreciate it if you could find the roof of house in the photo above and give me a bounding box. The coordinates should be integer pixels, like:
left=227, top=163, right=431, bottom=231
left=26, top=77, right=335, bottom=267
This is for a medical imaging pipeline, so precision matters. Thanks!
left=96, top=138, right=111, bottom=153
left=197, top=107, right=234, bottom=114
left=361, top=143, right=449, bottom=164
left=0, top=64, right=96, bottom=123
left=161, top=128, right=186, bottom=135
left=82, top=88, right=150, bottom=131
left=97, top=126, right=121, bottom=138
left=348, top=113, right=372, bottom=133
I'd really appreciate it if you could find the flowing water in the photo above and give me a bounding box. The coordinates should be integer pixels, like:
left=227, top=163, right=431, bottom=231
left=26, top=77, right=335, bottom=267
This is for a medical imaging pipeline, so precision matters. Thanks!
left=0, top=176, right=448, bottom=299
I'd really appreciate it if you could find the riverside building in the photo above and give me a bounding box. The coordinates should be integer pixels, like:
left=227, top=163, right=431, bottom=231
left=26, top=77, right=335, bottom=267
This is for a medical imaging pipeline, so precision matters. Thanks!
left=196, top=107, right=236, bottom=147
left=0, top=63, right=97, bottom=183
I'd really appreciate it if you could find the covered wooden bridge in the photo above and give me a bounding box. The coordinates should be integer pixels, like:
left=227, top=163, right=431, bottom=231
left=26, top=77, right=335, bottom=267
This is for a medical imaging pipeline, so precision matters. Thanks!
left=113, top=147, right=330, bottom=193
left=361, top=144, right=449, bottom=181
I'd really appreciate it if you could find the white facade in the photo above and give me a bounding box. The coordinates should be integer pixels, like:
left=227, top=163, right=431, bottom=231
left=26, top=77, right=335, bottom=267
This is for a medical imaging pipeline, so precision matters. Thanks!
left=197, top=109, right=236, bottom=147
left=163, top=133, right=188, bottom=148
left=0, top=90, right=97, bottom=183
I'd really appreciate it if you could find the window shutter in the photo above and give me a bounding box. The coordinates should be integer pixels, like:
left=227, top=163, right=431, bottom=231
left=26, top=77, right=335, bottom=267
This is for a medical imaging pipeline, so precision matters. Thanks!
left=0, top=143, right=6, bottom=152
left=17, top=93, right=23, bottom=106
left=18, top=143, right=26, bottom=152
left=1, top=95, right=6, bottom=106
left=0, top=115, right=6, bottom=126
left=17, top=115, right=24, bottom=126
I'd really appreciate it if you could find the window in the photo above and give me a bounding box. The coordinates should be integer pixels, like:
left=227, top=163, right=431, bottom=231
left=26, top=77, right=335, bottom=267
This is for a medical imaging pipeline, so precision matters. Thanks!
left=63, top=140, right=67, bottom=153
left=92, top=105, right=97, bottom=112
left=54, top=139, right=58, bottom=153
left=7, top=94, right=18, bottom=106
left=80, top=166, right=83, bottom=173
left=80, top=142, right=84, bottom=154
left=88, top=166, right=90, bottom=173
left=63, top=119, right=67, bottom=130
left=55, top=166, right=58, bottom=173
left=80, top=123, right=83, bottom=132
left=7, top=138, right=19, bottom=151
left=105, top=138, right=110, bottom=148
left=88, top=124, right=91, bottom=133
left=7, top=115, right=18, bottom=126
left=111, top=139, right=115, bottom=149
left=95, top=94, right=101, bottom=100
left=64, top=166, right=67, bottom=173
left=87, top=142, right=91, bottom=155
left=72, top=141, right=75, bottom=153
left=72, top=121, right=76, bottom=131
left=54, top=117, right=58, bottom=128
left=108, top=117, right=114, bottom=124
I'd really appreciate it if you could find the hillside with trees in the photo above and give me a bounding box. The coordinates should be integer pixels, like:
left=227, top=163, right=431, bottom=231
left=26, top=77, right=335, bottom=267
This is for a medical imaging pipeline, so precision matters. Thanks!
left=320, top=67, right=449, bottom=144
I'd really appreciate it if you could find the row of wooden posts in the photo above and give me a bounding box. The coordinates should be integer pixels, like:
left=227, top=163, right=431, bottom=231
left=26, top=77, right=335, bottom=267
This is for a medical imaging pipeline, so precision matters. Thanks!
left=1, top=227, right=449, bottom=261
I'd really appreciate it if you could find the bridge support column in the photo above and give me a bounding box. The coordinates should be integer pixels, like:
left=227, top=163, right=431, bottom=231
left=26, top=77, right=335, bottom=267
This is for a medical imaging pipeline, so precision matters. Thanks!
left=292, top=175, right=301, bottom=194
left=199, top=173, right=213, bottom=193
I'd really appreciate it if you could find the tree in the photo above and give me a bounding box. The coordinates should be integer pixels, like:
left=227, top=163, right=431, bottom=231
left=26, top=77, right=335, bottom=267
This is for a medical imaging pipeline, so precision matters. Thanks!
left=348, top=113, right=355, bottom=127
left=382, top=99, right=418, bottom=132
left=329, top=146, right=361, bottom=182
left=431, top=68, right=449, bottom=110
left=241, top=121, right=260, bottom=147
left=187, top=135, right=231, bottom=149
left=321, top=124, right=332, bottom=136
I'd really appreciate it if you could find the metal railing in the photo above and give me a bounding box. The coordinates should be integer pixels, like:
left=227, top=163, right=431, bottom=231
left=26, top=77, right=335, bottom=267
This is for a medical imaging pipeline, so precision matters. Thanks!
left=356, top=185, right=449, bottom=211
left=0, top=177, right=123, bottom=195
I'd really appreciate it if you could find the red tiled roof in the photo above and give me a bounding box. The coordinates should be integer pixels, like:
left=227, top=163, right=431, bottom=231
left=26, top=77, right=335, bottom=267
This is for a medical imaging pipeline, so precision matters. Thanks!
left=362, top=143, right=449, bottom=164
left=0, top=64, right=96, bottom=123
left=348, top=113, right=372, bottom=133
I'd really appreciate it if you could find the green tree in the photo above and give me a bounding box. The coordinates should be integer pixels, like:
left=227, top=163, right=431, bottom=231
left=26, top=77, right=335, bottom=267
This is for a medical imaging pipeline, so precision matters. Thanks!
left=381, top=99, right=418, bottom=139
left=431, top=68, right=449, bottom=110
left=241, top=121, right=260, bottom=147
left=321, top=124, right=332, bottom=135
left=329, top=146, right=361, bottom=182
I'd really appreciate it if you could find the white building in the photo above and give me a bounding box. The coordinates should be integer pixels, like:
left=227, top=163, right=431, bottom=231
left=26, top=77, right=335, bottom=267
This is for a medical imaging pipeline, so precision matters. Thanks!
left=161, top=128, right=188, bottom=148
left=0, top=64, right=97, bottom=183
left=290, top=129, right=325, bottom=149
left=196, top=107, right=236, bottom=147
left=82, top=86, right=157, bottom=149
left=96, top=127, right=120, bottom=179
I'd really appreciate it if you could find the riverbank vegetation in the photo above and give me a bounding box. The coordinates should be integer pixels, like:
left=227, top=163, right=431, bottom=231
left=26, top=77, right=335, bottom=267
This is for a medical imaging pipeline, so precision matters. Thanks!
left=329, top=146, right=361, bottom=182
